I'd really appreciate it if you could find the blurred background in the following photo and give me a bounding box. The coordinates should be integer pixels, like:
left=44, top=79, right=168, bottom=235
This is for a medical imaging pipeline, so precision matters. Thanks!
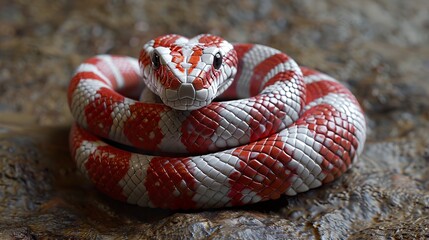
left=0, top=0, right=428, bottom=239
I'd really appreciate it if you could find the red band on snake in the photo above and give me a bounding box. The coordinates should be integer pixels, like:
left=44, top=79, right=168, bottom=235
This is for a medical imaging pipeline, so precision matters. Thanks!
left=68, top=34, right=366, bottom=209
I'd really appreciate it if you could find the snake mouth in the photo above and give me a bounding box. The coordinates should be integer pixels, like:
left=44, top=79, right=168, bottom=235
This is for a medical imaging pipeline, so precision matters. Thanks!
left=162, top=85, right=214, bottom=110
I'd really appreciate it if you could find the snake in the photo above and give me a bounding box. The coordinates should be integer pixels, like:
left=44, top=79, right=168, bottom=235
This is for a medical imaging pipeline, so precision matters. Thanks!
left=68, top=34, right=366, bottom=209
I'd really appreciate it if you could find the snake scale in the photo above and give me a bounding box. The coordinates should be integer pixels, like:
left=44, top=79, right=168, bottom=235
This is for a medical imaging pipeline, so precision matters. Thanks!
left=68, top=34, right=366, bottom=209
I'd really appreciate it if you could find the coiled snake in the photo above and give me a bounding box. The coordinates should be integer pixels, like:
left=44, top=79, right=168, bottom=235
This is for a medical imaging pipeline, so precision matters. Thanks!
left=68, top=34, right=366, bottom=209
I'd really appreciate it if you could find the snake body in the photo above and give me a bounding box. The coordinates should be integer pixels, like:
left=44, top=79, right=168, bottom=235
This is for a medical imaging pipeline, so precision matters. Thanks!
left=68, top=34, right=366, bottom=209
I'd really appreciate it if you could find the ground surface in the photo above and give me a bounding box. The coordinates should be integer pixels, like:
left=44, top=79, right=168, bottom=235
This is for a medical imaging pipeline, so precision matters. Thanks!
left=1, top=0, right=429, bottom=239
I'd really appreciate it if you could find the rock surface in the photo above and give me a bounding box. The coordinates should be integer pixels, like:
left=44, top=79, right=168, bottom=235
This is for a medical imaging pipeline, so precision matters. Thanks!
left=1, top=0, right=429, bottom=239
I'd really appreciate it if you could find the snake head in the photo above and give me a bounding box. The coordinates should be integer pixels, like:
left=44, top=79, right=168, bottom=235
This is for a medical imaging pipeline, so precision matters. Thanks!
left=139, top=34, right=238, bottom=110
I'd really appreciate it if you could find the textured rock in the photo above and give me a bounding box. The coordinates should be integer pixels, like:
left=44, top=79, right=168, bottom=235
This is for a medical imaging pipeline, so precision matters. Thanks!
left=1, top=0, right=428, bottom=239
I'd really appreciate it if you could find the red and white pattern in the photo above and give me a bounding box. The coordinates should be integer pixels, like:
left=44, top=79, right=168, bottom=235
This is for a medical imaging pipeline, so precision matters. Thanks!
left=68, top=34, right=366, bottom=209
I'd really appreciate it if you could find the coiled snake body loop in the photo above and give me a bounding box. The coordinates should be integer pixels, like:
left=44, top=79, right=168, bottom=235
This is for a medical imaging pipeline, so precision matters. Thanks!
left=68, top=34, right=366, bottom=209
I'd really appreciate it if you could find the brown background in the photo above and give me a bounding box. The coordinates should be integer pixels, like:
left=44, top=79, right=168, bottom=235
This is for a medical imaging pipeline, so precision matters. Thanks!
left=0, top=0, right=428, bottom=239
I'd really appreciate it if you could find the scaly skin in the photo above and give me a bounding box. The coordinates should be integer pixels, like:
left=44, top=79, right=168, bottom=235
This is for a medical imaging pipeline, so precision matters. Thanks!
left=68, top=34, right=366, bottom=209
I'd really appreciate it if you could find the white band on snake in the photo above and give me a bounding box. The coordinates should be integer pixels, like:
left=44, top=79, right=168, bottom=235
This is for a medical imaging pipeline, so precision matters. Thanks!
left=68, top=34, right=366, bottom=209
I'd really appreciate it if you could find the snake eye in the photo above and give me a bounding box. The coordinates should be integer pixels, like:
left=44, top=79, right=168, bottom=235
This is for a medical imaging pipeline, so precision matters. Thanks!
left=213, top=52, right=222, bottom=70
left=151, top=51, right=161, bottom=69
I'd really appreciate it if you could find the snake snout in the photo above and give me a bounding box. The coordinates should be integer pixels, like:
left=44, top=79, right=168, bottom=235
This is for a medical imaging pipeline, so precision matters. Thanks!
left=163, top=82, right=212, bottom=110
left=178, top=83, right=195, bottom=99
